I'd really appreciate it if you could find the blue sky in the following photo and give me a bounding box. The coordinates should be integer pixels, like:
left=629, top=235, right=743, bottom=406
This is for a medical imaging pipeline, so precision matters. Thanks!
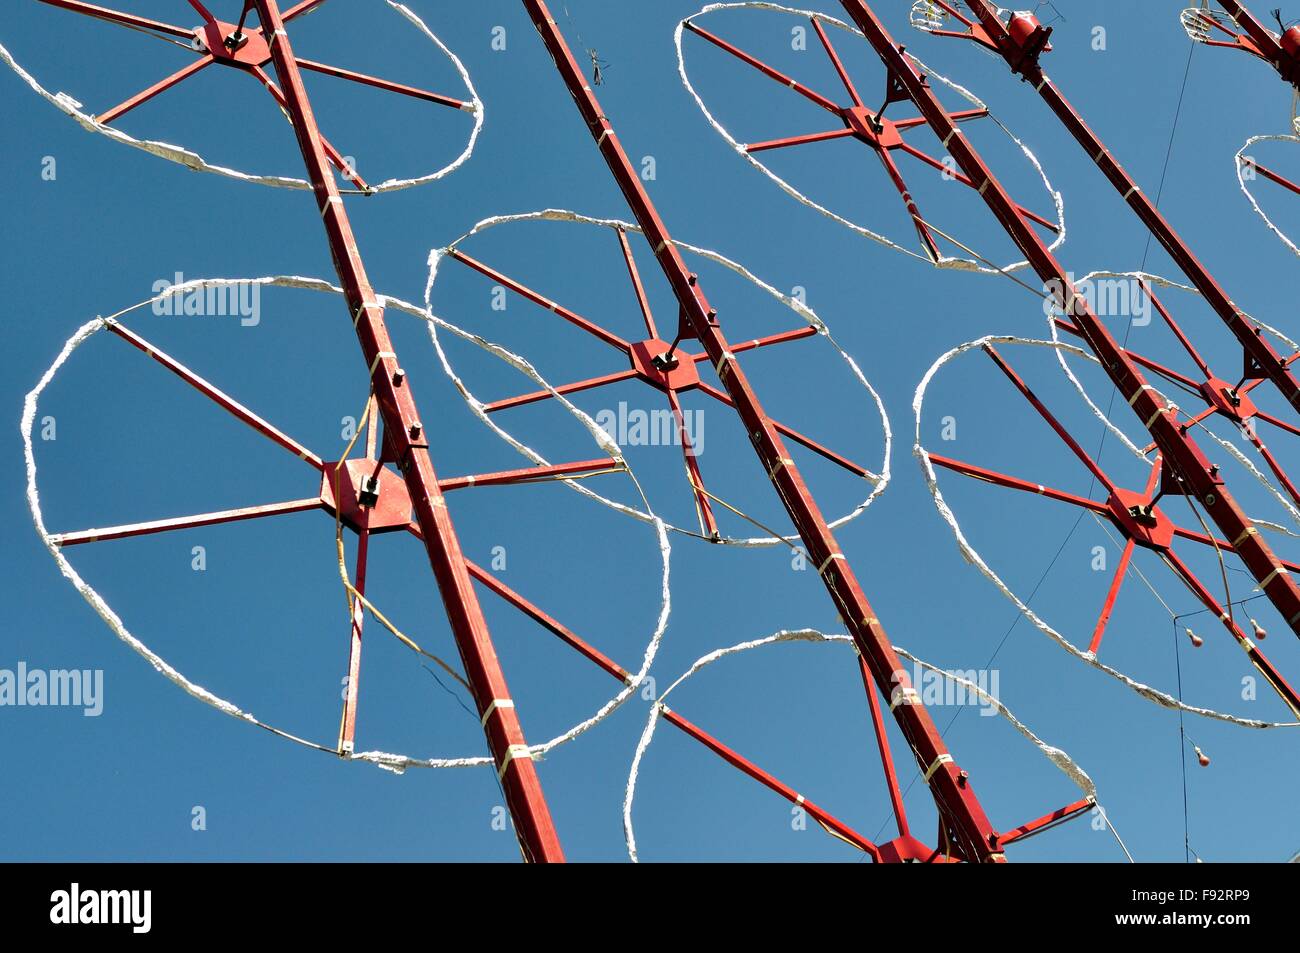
left=2, top=0, right=1297, bottom=862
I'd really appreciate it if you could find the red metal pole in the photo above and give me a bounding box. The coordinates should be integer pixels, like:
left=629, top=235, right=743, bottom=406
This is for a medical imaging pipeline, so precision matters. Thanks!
left=523, top=0, right=1004, bottom=863
left=837, top=0, right=1300, bottom=639
left=251, top=0, right=563, bottom=863
left=954, top=0, right=1300, bottom=414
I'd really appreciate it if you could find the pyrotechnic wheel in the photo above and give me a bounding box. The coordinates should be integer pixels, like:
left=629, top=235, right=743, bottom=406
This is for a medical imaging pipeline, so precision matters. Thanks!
left=2, top=1, right=481, bottom=192
left=24, top=277, right=675, bottom=771
left=915, top=333, right=1300, bottom=725
left=675, top=2, right=1065, bottom=273
left=426, top=209, right=891, bottom=547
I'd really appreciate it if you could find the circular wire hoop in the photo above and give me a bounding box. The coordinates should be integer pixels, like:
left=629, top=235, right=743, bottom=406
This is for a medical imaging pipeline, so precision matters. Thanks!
left=425, top=208, right=892, bottom=548
left=0, top=0, right=483, bottom=193
left=622, top=627, right=1117, bottom=862
left=23, top=276, right=673, bottom=774
left=914, top=333, right=1300, bottom=728
left=676, top=2, right=1066, bottom=275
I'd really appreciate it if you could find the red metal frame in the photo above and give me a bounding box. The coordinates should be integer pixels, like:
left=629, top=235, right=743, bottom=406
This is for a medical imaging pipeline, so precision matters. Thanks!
left=1193, top=2, right=1300, bottom=87
left=680, top=9, right=1057, bottom=262
left=523, top=0, right=1032, bottom=864
left=927, top=342, right=1300, bottom=719
left=836, top=0, right=1300, bottom=642
left=36, top=0, right=472, bottom=191
left=913, top=2, right=1300, bottom=422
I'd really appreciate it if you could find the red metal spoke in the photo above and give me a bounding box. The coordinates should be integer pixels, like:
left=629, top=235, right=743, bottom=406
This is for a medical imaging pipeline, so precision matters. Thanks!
left=106, top=321, right=325, bottom=471
left=996, top=797, right=1095, bottom=848
left=983, top=344, right=1119, bottom=495
left=338, top=524, right=369, bottom=754
left=1162, top=549, right=1300, bottom=716
left=1052, top=318, right=1206, bottom=395
left=926, top=0, right=976, bottom=28
left=810, top=16, right=865, bottom=107
left=465, top=556, right=878, bottom=855
left=695, top=381, right=877, bottom=480
left=248, top=65, right=370, bottom=191
left=52, top=497, right=323, bottom=548
left=858, top=655, right=909, bottom=838
left=254, top=0, right=561, bottom=862
left=1171, top=524, right=1300, bottom=578
left=35, top=0, right=195, bottom=39
left=927, top=453, right=1110, bottom=515
left=1242, top=157, right=1300, bottom=196
left=281, top=0, right=330, bottom=21
left=690, top=327, right=820, bottom=366
left=893, top=107, right=988, bottom=130
left=1141, top=280, right=1214, bottom=379
left=1253, top=407, right=1300, bottom=439
left=660, top=706, right=879, bottom=856
left=666, top=389, right=720, bottom=538
left=439, top=458, right=619, bottom=493
left=875, top=146, right=942, bottom=262
left=97, top=55, right=214, bottom=125
left=447, top=249, right=633, bottom=353
left=295, top=58, right=471, bottom=111
left=615, top=227, right=658, bottom=340
left=1088, top=536, right=1136, bottom=657
left=895, top=141, right=1059, bottom=233
left=1089, top=458, right=1160, bottom=655
left=484, top=368, right=640, bottom=414
left=744, top=127, right=856, bottom=154
left=682, top=20, right=843, bottom=117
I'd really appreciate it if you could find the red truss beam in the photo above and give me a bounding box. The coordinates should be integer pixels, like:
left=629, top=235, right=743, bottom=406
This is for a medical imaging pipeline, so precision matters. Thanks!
left=928, top=344, right=1300, bottom=718
left=837, top=0, right=1300, bottom=642
left=524, top=0, right=1007, bottom=863
left=247, top=0, right=561, bottom=863
left=926, top=1, right=1300, bottom=418
left=681, top=13, right=1056, bottom=263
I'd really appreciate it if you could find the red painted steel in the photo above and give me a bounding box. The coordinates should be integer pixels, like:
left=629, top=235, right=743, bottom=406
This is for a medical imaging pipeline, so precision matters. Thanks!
left=838, top=0, right=1300, bottom=641
left=523, top=0, right=1006, bottom=863
left=249, top=0, right=563, bottom=862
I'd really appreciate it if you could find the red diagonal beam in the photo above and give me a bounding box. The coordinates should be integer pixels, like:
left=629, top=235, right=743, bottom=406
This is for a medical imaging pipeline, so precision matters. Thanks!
left=106, top=321, right=324, bottom=471
left=97, top=56, right=214, bottom=125
left=838, top=0, right=1300, bottom=638
left=695, top=381, right=876, bottom=480
left=525, top=0, right=1003, bottom=863
left=1242, top=157, right=1300, bottom=196
left=52, top=497, right=323, bottom=547
left=1089, top=458, right=1161, bottom=655
left=1213, top=1, right=1298, bottom=80
left=338, top=523, right=369, bottom=753
left=253, top=0, right=562, bottom=863
left=894, top=107, right=988, bottom=129
left=811, top=16, right=865, bottom=107
left=484, top=368, right=640, bottom=413
left=465, top=557, right=879, bottom=855
left=682, top=20, right=843, bottom=116
left=666, top=388, right=719, bottom=538
left=745, top=127, right=855, bottom=154
left=927, top=453, right=1111, bottom=514
left=894, top=141, right=1059, bottom=232
left=616, top=226, right=658, bottom=339
left=295, top=58, right=470, bottom=110
left=1163, top=549, right=1300, bottom=717
left=448, top=250, right=633, bottom=352
left=875, top=144, right=942, bottom=261
left=35, top=0, right=194, bottom=38
left=954, top=0, right=1300, bottom=417
left=438, top=458, right=618, bottom=492
left=996, top=797, right=1094, bottom=847
left=281, top=0, right=330, bottom=21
